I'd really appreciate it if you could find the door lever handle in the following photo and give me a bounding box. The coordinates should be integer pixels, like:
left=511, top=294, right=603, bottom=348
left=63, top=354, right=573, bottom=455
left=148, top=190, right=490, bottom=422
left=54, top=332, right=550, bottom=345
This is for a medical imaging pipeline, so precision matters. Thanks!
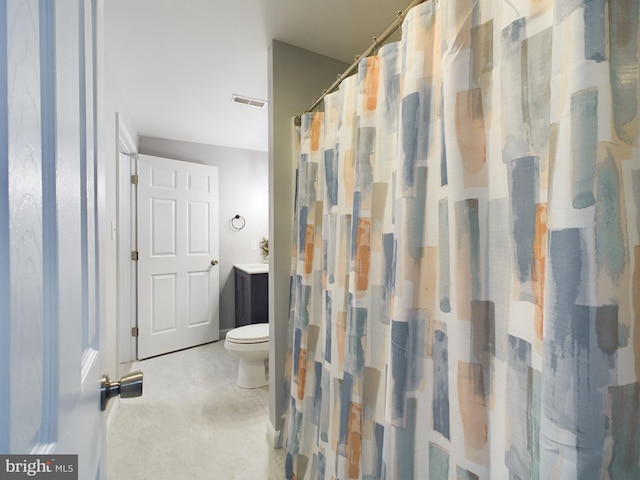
left=100, top=371, right=143, bottom=411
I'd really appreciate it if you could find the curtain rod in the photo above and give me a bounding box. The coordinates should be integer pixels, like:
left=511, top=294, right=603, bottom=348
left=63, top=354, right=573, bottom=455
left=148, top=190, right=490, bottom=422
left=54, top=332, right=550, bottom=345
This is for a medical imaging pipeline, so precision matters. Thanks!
left=294, top=0, right=428, bottom=125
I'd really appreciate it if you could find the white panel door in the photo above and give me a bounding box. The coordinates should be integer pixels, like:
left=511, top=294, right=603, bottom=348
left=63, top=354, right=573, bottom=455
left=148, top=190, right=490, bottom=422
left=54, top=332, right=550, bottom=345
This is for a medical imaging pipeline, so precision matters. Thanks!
left=137, top=154, right=219, bottom=359
left=1, top=0, right=105, bottom=477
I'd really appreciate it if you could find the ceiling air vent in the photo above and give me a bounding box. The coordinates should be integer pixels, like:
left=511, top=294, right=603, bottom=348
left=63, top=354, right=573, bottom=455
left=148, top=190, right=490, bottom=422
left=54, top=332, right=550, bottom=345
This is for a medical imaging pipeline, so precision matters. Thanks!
left=231, top=94, right=267, bottom=108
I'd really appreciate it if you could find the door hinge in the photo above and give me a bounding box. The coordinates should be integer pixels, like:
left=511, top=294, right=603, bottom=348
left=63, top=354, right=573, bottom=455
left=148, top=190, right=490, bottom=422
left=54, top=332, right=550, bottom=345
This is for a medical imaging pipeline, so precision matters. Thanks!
left=131, top=251, right=139, bottom=261
left=131, top=327, right=139, bottom=337
left=131, top=174, right=139, bottom=185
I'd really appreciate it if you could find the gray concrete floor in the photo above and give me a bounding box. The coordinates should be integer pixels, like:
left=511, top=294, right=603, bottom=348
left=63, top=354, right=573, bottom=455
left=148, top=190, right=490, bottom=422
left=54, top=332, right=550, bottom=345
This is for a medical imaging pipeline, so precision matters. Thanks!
left=107, top=341, right=285, bottom=479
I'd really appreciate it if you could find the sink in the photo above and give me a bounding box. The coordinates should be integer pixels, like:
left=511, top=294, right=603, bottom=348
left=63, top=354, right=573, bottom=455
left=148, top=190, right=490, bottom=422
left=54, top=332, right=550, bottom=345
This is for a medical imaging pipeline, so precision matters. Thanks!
left=234, top=263, right=269, bottom=274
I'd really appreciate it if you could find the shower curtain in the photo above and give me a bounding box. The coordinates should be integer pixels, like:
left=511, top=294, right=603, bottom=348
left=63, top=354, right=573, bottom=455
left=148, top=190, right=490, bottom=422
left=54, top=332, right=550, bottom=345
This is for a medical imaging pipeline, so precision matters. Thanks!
left=284, top=0, right=640, bottom=478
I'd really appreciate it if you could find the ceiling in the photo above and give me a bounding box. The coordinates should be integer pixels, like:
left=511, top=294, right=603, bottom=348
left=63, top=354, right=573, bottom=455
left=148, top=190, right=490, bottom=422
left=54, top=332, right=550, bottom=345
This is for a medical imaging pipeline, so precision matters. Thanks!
left=103, top=0, right=410, bottom=152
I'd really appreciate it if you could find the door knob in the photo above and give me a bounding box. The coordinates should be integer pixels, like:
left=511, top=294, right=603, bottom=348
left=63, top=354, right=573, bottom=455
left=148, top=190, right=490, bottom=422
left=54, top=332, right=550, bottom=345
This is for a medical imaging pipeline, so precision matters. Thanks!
left=211, top=259, right=219, bottom=266
left=100, top=371, right=143, bottom=411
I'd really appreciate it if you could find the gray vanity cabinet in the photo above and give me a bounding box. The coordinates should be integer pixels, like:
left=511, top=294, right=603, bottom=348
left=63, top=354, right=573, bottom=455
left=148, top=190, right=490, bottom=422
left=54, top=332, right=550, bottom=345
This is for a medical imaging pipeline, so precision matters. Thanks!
left=234, top=266, right=268, bottom=327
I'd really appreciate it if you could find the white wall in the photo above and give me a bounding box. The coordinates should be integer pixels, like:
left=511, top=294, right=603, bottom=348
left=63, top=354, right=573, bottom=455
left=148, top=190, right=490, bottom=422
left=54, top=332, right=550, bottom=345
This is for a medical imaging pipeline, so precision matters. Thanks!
left=138, top=136, right=269, bottom=331
left=268, top=40, right=348, bottom=446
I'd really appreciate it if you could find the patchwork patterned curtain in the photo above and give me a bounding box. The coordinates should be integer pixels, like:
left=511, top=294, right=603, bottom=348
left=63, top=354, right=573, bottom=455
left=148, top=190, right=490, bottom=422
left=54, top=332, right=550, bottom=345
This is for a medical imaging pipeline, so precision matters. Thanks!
left=284, top=1, right=640, bottom=478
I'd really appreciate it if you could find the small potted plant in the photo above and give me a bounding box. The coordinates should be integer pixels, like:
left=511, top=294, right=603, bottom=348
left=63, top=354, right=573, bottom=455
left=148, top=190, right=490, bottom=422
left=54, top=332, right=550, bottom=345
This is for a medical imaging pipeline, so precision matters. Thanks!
left=259, top=237, right=269, bottom=263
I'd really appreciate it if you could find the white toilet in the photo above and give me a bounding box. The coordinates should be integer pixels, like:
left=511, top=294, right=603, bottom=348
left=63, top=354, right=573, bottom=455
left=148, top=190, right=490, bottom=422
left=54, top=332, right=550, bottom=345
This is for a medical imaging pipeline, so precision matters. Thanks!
left=224, top=323, right=269, bottom=388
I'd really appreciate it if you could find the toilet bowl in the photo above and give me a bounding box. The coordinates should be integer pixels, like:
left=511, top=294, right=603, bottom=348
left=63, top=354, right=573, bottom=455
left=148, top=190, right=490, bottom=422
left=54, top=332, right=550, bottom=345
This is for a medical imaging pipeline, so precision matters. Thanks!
left=224, top=323, right=269, bottom=388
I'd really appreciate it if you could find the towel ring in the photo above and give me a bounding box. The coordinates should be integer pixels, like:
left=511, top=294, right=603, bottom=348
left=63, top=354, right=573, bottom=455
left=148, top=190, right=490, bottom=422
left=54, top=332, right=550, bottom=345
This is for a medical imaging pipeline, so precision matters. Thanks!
left=230, top=214, right=246, bottom=231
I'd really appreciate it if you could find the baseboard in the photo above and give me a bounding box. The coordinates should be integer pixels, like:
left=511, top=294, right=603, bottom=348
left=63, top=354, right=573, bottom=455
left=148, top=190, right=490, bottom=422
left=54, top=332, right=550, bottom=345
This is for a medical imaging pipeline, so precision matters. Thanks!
left=266, top=420, right=282, bottom=449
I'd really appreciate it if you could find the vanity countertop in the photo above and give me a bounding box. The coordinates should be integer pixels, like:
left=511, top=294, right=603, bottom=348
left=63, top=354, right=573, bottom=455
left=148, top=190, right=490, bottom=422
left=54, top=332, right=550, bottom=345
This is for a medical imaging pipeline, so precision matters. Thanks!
left=234, top=263, right=269, bottom=274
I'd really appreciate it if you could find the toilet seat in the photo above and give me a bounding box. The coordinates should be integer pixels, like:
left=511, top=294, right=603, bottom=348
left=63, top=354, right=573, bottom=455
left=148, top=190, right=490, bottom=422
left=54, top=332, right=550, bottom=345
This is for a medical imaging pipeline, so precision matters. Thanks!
left=226, top=323, right=269, bottom=344
left=224, top=323, right=270, bottom=388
